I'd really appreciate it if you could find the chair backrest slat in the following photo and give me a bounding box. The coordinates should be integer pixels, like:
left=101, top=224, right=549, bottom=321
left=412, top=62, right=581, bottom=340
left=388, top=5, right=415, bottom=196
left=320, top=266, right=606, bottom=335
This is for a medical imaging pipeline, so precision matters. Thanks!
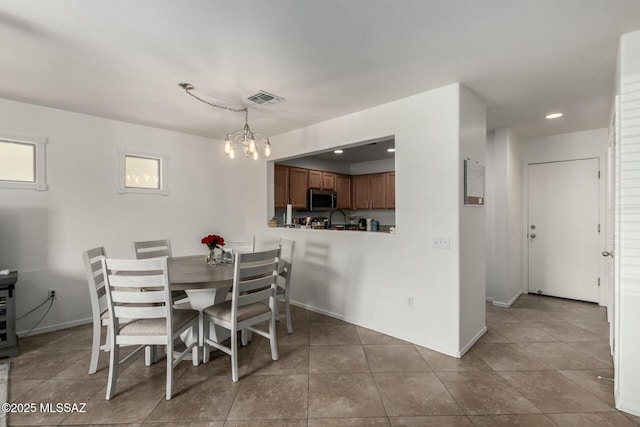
left=110, top=290, right=165, bottom=304
left=114, top=305, right=166, bottom=319
left=239, top=262, right=279, bottom=280
left=107, top=274, right=165, bottom=289
left=133, top=239, right=172, bottom=260
left=237, top=247, right=279, bottom=263
left=224, top=236, right=255, bottom=254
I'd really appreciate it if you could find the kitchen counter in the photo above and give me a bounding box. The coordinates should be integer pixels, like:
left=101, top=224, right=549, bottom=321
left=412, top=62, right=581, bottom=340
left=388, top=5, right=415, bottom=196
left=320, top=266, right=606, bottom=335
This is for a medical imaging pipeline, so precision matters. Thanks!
left=273, top=225, right=395, bottom=233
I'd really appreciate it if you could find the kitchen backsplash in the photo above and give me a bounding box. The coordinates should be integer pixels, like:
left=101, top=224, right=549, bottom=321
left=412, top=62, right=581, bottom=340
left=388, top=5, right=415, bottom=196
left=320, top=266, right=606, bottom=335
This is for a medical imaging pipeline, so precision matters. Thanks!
left=275, top=208, right=395, bottom=228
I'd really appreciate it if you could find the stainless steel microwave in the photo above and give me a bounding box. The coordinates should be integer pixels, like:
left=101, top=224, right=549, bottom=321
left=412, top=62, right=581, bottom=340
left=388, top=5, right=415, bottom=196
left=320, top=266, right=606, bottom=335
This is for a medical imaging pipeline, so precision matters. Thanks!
left=308, top=189, right=337, bottom=211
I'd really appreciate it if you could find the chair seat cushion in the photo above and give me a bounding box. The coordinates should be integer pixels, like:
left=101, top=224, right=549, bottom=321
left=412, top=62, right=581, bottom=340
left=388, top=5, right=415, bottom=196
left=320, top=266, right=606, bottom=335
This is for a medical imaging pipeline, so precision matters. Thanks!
left=118, top=309, right=198, bottom=336
left=203, top=300, right=270, bottom=323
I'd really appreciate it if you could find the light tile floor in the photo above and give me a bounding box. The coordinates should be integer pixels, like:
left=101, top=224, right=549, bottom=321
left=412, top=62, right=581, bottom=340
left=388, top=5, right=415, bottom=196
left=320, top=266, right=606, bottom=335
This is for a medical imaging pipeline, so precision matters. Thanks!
left=3, top=294, right=640, bottom=426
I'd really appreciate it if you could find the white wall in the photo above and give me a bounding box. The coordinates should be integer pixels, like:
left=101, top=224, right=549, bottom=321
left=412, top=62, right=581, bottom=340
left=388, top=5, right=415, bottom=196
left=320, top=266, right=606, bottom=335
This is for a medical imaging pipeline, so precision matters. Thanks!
left=458, top=85, right=487, bottom=351
left=615, top=28, right=640, bottom=417
left=522, top=128, right=607, bottom=304
left=278, top=157, right=352, bottom=175
left=0, top=98, right=246, bottom=334
left=245, top=83, right=485, bottom=356
left=487, top=128, right=523, bottom=307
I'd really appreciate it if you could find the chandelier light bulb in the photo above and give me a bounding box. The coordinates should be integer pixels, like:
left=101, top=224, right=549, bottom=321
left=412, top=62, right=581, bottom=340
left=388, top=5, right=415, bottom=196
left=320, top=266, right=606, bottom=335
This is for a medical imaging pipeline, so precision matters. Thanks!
left=229, top=145, right=236, bottom=159
left=248, top=139, right=256, bottom=154
left=224, top=137, right=231, bottom=155
left=253, top=150, right=259, bottom=160
left=264, top=139, right=271, bottom=158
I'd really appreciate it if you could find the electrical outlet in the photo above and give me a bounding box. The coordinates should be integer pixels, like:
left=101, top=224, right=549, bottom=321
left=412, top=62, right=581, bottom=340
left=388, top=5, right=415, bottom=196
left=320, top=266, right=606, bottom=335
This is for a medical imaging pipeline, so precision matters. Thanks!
left=49, top=289, right=57, bottom=299
left=432, top=236, right=450, bottom=250
left=407, top=296, right=414, bottom=308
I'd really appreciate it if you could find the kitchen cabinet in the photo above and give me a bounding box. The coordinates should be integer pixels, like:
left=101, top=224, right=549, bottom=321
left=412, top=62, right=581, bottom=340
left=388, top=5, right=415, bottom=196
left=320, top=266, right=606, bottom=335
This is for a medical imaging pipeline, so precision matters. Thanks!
left=335, top=174, right=352, bottom=209
left=385, top=172, right=395, bottom=209
left=352, top=172, right=393, bottom=209
left=308, top=170, right=336, bottom=191
left=288, top=167, right=309, bottom=209
left=274, top=164, right=289, bottom=208
left=369, top=173, right=386, bottom=209
left=274, top=165, right=308, bottom=209
left=275, top=164, right=393, bottom=211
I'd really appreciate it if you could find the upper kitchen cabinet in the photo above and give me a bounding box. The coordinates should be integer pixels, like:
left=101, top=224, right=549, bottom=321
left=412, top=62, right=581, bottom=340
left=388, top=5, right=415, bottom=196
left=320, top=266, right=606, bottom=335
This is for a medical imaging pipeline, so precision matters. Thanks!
left=353, top=172, right=393, bottom=210
left=385, top=172, right=395, bottom=209
left=288, top=167, right=309, bottom=209
left=335, top=174, right=352, bottom=209
left=308, top=170, right=336, bottom=191
left=274, top=164, right=289, bottom=208
left=274, top=165, right=308, bottom=209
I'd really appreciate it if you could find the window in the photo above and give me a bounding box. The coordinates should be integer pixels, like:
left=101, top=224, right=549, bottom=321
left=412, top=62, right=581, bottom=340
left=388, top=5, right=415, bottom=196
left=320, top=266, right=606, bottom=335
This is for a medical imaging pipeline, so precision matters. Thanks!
left=0, top=135, right=48, bottom=191
left=117, top=149, right=168, bottom=195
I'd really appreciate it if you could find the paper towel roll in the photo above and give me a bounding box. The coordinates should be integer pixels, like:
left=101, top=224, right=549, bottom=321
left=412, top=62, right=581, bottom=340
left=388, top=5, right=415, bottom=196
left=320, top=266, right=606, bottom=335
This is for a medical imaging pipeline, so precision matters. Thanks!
left=286, top=204, right=293, bottom=225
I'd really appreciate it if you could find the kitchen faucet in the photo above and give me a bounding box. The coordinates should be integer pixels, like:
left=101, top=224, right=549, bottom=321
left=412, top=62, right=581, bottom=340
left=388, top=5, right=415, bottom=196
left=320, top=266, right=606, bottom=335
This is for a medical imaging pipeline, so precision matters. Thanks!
left=328, top=209, right=347, bottom=228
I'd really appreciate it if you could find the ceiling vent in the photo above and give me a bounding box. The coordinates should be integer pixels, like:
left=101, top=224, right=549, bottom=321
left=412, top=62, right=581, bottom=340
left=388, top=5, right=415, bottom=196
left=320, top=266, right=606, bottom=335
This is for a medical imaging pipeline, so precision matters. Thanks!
left=247, top=90, right=285, bottom=105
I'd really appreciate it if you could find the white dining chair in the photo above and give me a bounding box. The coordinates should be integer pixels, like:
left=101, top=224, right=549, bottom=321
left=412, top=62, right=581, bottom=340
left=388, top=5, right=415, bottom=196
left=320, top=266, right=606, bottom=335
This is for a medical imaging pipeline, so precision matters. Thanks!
left=133, top=239, right=172, bottom=259
left=83, top=247, right=110, bottom=375
left=102, top=256, right=199, bottom=400
left=276, top=238, right=296, bottom=334
left=133, top=238, right=194, bottom=308
left=202, top=248, right=280, bottom=382
left=223, top=236, right=255, bottom=254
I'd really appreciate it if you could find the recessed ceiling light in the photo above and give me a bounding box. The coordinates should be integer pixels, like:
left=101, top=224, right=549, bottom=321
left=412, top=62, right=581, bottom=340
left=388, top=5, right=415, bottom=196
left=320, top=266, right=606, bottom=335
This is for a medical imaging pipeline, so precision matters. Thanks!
left=545, top=113, right=563, bottom=119
left=387, top=148, right=396, bottom=153
left=334, top=149, right=343, bottom=154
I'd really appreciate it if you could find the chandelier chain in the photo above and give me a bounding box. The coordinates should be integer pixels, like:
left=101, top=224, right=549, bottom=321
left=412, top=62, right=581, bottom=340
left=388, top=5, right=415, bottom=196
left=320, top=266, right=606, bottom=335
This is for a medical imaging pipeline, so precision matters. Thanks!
left=182, top=86, right=248, bottom=118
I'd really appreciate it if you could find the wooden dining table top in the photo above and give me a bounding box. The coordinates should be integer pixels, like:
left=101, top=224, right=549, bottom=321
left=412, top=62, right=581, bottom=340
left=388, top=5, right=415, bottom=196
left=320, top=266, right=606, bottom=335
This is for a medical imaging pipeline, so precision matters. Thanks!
left=168, top=255, right=235, bottom=291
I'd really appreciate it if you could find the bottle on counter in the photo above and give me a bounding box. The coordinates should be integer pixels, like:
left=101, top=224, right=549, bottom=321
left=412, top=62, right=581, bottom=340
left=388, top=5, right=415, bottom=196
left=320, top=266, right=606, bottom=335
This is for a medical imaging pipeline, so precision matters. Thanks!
left=366, top=218, right=372, bottom=231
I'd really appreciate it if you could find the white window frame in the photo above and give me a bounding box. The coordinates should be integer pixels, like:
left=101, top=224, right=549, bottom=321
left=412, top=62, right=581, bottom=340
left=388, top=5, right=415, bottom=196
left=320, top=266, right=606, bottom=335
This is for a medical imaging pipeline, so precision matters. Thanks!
left=0, top=134, right=48, bottom=191
left=117, top=148, right=169, bottom=196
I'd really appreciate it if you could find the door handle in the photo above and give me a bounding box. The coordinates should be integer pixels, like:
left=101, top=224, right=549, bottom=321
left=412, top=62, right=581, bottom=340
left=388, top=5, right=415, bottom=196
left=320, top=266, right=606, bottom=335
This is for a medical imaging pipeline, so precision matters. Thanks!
left=602, top=251, right=614, bottom=258
left=530, top=233, right=536, bottom=238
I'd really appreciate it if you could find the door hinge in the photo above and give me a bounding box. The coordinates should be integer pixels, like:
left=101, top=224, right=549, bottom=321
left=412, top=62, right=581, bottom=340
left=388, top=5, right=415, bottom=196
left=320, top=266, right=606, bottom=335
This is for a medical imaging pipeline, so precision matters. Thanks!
left=598, top=277, right=601, bottom=287
left=598, top=224, right=601, bottom=233
left=598, top=170, right=601, bottom=179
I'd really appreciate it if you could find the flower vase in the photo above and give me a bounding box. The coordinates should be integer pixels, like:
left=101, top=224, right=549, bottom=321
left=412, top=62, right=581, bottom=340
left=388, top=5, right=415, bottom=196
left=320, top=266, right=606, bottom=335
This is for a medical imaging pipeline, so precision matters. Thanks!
left=207, top=247, right=218, bottom=267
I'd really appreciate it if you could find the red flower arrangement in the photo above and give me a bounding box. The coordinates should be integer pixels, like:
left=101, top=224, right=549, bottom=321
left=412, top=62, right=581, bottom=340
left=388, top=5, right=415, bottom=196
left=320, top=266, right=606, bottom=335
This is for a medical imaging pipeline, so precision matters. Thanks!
left=201, top=234, right=225, bottom=250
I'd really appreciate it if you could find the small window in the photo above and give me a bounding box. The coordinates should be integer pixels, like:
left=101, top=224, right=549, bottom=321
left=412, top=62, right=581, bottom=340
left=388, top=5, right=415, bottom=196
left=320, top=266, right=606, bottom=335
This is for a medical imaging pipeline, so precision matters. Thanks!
left=117, top=149, right=168, bottom=195
left=0, top=135, right=48, bottom=191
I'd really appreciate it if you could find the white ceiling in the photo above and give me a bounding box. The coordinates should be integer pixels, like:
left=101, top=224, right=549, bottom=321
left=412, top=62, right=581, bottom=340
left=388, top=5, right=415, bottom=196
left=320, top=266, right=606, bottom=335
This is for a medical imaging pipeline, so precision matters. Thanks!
left=2, top=0, right=640, bottom=143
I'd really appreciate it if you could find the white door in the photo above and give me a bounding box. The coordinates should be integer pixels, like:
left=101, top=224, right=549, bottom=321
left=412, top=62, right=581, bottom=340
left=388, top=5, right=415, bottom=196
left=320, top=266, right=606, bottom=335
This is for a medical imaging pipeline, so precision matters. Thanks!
left=528, top=158, right=600, bottom=302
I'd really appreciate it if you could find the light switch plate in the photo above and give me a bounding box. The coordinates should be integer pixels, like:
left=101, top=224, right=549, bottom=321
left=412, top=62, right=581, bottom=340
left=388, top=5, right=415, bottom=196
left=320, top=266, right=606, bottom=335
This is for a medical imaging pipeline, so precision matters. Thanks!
left=432, top=236, right=450, bottom=250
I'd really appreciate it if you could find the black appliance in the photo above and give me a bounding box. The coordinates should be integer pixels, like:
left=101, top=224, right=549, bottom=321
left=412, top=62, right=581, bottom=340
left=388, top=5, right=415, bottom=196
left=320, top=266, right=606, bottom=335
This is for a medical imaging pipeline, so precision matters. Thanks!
left=308, top=189, right=337, bottom=211
left=0, top=271, right=18, bottom=357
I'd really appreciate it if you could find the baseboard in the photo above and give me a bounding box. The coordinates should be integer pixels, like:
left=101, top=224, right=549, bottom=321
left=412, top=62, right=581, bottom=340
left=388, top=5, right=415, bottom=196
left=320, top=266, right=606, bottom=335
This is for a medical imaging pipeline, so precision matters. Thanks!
left=485, top=296, right=494, bottom=302
left=457, top=325, right=487, bottom=357
left=617, top=400, right=640, bottom=418
left=17, top=318, right=92, bottom=337
left=492, top=290, right=523, bottom=308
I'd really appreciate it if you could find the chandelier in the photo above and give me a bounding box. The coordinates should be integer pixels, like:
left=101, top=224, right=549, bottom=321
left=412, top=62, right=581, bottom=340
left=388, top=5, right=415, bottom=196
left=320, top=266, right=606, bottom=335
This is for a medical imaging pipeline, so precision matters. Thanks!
left=179, top=83, right=271, bottom=160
